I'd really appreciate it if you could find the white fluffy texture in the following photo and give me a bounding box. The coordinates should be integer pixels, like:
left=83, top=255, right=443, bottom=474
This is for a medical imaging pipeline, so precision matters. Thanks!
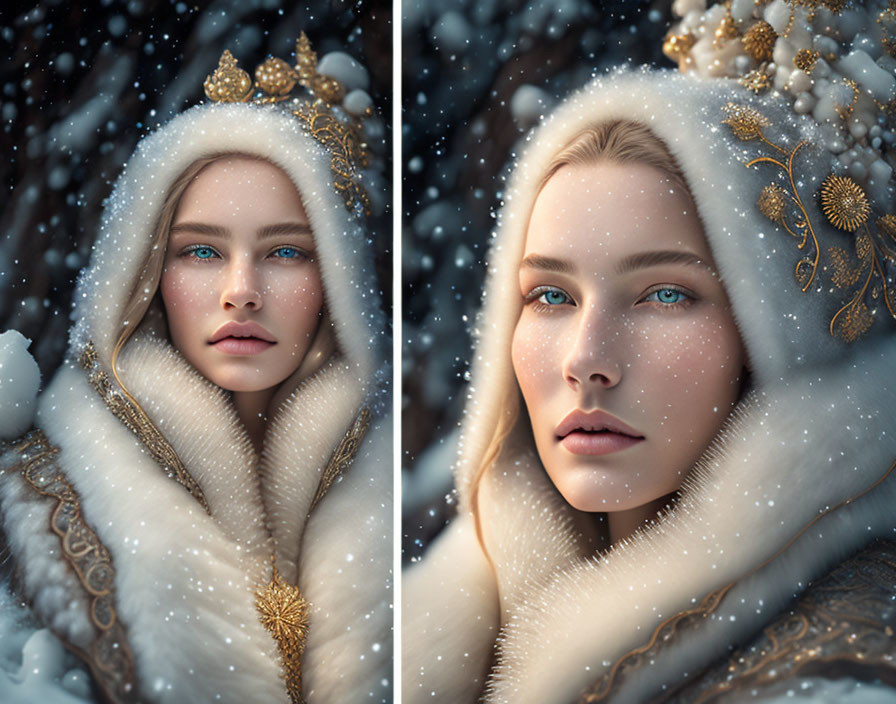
left=406, top=70, right=896, bottom=703
left=0, top=460, right=94, bottom=651
left=71, top=102, right=382, bottom=386
left=1, top=100, right=390, bottom=701
left=0, top=331, right=41, bottom=441
left=403, top=514, right=499, bottom=704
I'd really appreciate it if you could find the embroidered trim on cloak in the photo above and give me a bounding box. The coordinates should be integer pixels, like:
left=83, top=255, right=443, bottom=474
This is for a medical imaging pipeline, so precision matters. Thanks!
left=256, top=405, right=372, bottom=704
left=11, top=430, right=139, bottom=704
left=79, top=341, right=210, bottom=514
left=664, top=538, right=896, bottom=703
left=578, top=457, right=896, bottom=703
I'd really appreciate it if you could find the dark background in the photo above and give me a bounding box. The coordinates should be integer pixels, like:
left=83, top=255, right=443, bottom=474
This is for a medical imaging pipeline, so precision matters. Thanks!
left=0, top=0, right=392, bottom=381
left=401, top=0, right=677, bottom=561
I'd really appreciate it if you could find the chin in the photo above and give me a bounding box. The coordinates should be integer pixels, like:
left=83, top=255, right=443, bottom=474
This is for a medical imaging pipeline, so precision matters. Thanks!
left=552, top=467, right=671, bottom=514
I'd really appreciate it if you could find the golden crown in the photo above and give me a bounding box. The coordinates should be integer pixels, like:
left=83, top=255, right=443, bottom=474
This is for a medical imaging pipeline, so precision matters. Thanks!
left=203, top=34, right=372, bottom=215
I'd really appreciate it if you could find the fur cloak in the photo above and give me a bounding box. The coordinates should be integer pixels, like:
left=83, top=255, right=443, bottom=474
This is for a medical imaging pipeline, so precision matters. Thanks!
left=403, top=69, right=896, bottom=704
left=0, top=101, right=392, bottom=704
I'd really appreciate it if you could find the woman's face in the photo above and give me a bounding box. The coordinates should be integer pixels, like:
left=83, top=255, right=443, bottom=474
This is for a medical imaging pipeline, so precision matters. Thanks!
left=160, top=157, right=323, bottom=393
left=511, top=162, right=746, bottom=513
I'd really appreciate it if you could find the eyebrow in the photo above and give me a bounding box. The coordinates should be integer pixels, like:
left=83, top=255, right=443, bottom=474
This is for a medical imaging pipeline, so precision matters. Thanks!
left=169, top=222, right=313, bottom=238
left=614, top=250, right=711, bottom=275
left=519, top=254, right=575, bottom=274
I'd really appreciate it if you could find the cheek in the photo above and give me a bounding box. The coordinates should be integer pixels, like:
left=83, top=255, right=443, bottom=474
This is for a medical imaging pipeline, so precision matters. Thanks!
left=632, top=311, right=744, bottom=433
left=266, top=267, right=324, bottom=334
left=511, top=310, right=563, bottom=402
left=159, top=264, right=216, bottom=329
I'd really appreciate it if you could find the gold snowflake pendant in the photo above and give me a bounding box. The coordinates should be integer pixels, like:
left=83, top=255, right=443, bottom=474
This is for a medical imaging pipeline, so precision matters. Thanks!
left=256, top=567, right=311, bottom=704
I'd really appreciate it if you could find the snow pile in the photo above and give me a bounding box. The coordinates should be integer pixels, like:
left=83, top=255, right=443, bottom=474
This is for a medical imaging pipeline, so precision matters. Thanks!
left=0, top=330, right=41, bottom=441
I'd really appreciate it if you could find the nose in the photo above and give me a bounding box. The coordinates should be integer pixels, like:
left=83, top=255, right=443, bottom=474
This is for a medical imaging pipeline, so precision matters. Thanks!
left=220, top=260, right=263, bottom=310
left=561, top=304, right=622, bottom=390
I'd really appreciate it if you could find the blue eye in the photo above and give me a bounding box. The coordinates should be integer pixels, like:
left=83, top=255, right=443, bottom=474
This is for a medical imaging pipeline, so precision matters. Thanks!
left=530, top=287, right=572, bottom=306
left=271, top=246, right=304, bottom=260
left=644, top=288, right=689, bottom=305
left=185, top=245, right=218, bottom=260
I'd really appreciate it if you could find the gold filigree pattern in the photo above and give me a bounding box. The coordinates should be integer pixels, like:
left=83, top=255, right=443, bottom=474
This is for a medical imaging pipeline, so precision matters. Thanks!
left=663, top=539, right=896, bottom=703
left=721, top=104, right=896, bottom=341
left=881, top=2, right=896, bottom=58
left=293, top=100, right=371, bottom=215
left=739, top=69, right=771, bottom=94
left=79, top=342, right=210, bottom=513
left=256, top=565, right=311, bottom=704
left=579, top=586, right=733, bottom=703
left=202, top=34, right=371, bottom=215
left=9, top=430, right=139, bottom=704
left=310, top=406, right=372, bottom=511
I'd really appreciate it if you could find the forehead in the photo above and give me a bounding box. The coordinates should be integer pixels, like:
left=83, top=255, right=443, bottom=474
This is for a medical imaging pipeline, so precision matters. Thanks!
left=524, top=162, right=711, bottom=264
left=173, top=157, right=307, bottom=221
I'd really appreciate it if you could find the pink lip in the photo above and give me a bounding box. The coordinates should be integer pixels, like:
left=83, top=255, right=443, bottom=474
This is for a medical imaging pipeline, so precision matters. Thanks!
left=209, top=321, right=276, bottom=356
left=556, top=409, right=644, bottom=457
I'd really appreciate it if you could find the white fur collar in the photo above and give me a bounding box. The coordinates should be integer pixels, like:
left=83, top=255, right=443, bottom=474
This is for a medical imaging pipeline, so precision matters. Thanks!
left=476, top=336, right=896, bottom=703
left=19, top=329, right=383, bottom=703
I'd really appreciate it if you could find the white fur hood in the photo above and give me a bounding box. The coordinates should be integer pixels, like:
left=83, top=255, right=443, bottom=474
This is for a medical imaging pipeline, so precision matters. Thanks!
left=1, top=101, right=391, bottom=703
left=404, top=70, right=896, bottom=704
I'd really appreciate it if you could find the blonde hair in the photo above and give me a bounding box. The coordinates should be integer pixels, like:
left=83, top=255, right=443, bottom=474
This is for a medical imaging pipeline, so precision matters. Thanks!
left=470, top=119, right=691, bottom=542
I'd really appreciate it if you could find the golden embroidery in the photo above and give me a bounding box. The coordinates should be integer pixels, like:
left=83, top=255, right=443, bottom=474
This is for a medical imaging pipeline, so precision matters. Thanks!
left=665, top=539, right=896, bottom=703
left=310, top=406, right=372, bottom=511
left=11, top=430, right=139, bottom=704
left=820, top=174, right=871, bottom=232
left=202, top=34, right=371, bottom=215
left=79, top=341, right=210, bottom=513
left=257, top=406, right=371, bottom=703
left=256, top=565, right=311, bottom=704
left=720, top=103, right=896, bottom=341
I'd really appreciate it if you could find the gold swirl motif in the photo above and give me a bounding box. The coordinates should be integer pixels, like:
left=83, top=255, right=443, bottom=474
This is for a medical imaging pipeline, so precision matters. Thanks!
left=663, top=539, right=896, bottom=703
left=257, top=406, right=371, bottom=703
left=79, top=341, right=210, bottom=513
left=793, top=48, right=819, bottom=73
left=720, top=104, right=896, bottom=342
left=8, top=430, right=139, bottom=704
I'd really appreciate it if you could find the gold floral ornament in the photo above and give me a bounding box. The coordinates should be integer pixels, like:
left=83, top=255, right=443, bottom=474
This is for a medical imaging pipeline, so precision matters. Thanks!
left=721, top=103, right=896, bottom=342
left=256, top=565, right=311, bottom=704
left=820, top=175, right=870, bottom=232
left=739, top=69, right=772, bottom=93
left=202, top=34, right=372, bottom=215
left=742, top=20, right=776, bottom=62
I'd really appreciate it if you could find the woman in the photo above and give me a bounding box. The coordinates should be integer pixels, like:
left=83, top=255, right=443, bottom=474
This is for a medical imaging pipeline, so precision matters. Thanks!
left=0, top=40, right=391, bottom=704
left=403, top=61, right=896, bottom=704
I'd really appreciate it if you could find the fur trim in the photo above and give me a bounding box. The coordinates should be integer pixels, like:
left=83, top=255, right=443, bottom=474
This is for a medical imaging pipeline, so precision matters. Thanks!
left=406, top=69, right=896, bottom=704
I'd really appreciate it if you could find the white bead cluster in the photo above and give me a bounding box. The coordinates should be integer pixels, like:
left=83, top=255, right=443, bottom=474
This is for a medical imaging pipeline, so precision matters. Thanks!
left=668, top=0, right=895, bottom=206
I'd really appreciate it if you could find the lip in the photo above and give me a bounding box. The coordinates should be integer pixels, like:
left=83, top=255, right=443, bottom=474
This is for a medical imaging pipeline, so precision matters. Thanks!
left=556, top=409, right=644, bottom=456
left=209, top=321, right=276, bottom=356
